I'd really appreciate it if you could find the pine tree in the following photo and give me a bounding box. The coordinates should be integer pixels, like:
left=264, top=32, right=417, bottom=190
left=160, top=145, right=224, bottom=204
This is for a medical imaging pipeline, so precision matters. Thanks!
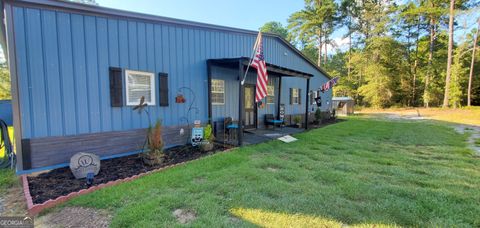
left=288, top=0, right=337, bottom=67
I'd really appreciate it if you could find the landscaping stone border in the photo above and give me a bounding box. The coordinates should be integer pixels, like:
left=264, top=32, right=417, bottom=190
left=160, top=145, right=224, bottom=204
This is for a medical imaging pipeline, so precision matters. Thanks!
left=22, top=147, right=237, bottom=216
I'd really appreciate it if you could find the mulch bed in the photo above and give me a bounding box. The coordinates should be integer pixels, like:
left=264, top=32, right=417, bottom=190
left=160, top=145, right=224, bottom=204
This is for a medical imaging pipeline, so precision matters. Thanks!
left=27, top=144, right=232, bottom=204
left=307, top=118, right=344, bottom=129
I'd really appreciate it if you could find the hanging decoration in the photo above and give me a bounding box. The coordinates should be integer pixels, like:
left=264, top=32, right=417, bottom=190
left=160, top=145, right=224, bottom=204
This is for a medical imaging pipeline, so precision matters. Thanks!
left=257, top=100, right=265, bottom=109
left=176, top=87, right=200, bottom=144
left=320, top=77, right=339, bottom=93
left=315, top=96, right=322, bottom=107
left=175, top=94, right=186, bottom=103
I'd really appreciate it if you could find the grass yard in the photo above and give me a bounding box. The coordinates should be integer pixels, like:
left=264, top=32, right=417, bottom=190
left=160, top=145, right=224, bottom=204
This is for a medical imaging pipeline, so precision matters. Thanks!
left=62, top=117, right=480, bottom=227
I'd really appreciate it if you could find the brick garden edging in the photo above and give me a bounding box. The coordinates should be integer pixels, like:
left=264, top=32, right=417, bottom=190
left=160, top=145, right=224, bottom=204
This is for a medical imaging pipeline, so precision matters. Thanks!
left=22, top=147, right=236, bottom=216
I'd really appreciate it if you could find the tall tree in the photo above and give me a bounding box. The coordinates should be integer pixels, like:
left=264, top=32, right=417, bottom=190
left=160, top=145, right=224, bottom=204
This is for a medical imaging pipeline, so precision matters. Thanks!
left=467, top=18, right=479, bottom=106
left=396, top=1, right=426, bottom=106
left=419, top=0, right=450, bottom=108
left=259, top=22, right=289, bottom=40
left=442, top=0, right=455, bottom=107
left=288, top=0, right=337, bottom=67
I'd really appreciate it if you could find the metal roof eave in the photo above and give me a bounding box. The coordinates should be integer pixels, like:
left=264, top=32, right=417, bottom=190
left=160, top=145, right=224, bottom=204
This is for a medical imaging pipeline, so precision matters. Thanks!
left=209, top=57, right=314, bottom=79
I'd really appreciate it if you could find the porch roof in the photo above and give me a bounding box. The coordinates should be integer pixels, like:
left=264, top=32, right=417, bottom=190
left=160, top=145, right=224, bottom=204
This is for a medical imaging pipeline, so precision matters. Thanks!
left=208, top=57, right=314, bottom=79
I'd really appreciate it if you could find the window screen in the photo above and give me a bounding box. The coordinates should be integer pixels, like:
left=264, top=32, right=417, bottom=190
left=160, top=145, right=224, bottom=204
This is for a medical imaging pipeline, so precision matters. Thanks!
left=267, top=81, right=275, bottom=104
left=125, top=70, right=156, bottom=106
left=211, top=79, right=225, bottom=104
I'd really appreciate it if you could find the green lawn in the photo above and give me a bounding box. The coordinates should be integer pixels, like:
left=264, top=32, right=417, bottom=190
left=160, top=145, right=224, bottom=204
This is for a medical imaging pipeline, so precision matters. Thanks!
left=61, top=118, right=479, bottom=227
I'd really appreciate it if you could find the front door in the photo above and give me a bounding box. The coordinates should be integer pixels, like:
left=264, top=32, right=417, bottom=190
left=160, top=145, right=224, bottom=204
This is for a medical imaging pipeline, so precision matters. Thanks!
left=244, top=85, right=257, bottom=129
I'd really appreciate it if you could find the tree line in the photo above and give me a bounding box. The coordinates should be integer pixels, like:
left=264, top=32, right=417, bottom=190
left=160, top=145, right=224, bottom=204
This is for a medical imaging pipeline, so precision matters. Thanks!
left=260, top=0, right=480, bottom=108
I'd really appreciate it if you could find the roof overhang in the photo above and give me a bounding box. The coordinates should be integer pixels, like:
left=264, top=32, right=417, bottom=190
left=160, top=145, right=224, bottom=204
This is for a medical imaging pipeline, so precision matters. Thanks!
left=208, top=57, right=313, bottom=79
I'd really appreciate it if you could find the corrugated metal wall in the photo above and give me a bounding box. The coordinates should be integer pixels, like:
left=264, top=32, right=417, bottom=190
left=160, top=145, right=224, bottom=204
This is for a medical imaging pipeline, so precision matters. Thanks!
left=0, top=100, right=13, bottom=126
left=11, top=5, right=331, bottom=139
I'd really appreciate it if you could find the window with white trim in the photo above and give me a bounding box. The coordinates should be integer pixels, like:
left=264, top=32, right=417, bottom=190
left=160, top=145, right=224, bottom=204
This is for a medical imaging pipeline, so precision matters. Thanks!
left=311, top=90, right=317, bottom=105
left=292, top=88, right=300, bottom=104
left=211, top=79, right=225, bottom=105
left=267, top=81, right=275, bottom=104
left=125, top=70, right=156, bottom=106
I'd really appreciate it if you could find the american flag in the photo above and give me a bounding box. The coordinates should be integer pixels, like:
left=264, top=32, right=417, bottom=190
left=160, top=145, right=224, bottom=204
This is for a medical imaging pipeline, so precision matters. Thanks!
left=321, top=77, right=339, bottom=92
left=251, top=32, right=268, bottom=103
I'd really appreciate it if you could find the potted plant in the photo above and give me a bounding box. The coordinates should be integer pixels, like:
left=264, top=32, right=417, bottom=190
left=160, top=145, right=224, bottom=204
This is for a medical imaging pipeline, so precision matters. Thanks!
left=293, top=115, right=302, bottom=128
left=201, top=124, right=215, bottom=152
left=142, top=120, right=165, bottom=166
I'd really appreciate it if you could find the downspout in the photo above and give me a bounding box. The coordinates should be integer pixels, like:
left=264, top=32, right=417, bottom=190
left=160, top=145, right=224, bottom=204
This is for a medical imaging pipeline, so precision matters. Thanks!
left=206, top=60, right=212, bottom=124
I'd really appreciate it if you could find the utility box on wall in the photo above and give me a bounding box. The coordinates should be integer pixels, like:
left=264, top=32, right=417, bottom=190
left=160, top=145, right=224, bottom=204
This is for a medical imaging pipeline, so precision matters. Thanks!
left=0, top=100, right=13, bottom=126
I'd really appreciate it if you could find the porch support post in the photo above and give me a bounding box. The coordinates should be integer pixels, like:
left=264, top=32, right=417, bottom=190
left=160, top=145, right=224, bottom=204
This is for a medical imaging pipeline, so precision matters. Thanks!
left=207, top=60, right=212, bottom=124
left=277, top=76, right=282, bottom=120
left=238, top=60, right=244, bottom=146
left=304, top=78, right=310, bottom=130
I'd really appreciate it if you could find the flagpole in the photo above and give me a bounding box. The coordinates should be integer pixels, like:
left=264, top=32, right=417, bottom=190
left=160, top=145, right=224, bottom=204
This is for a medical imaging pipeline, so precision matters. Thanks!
left=241, top=32, right=261, bottom=85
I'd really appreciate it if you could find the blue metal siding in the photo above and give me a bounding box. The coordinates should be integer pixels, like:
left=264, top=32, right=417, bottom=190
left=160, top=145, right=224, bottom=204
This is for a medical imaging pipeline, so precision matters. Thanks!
left=12, top=6, right=330, bottom=139
left=0, top=100, right=13, bottom=126
left=211, top=66, right=239, bottom=122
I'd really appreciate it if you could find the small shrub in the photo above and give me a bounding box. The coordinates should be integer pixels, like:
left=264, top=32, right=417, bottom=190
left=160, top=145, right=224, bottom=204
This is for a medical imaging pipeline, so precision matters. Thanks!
left=204, top=124, right=215, bottom=143
left=201, top=124, right=215, bottom=151
left=293, top=116, right=301, bottom=124
left=143, top=120, right=165, bottom=165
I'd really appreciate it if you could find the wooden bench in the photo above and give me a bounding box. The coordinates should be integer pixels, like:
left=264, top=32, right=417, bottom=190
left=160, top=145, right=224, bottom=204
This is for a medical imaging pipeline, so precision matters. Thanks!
left=264, top=114, right=283, bottom=129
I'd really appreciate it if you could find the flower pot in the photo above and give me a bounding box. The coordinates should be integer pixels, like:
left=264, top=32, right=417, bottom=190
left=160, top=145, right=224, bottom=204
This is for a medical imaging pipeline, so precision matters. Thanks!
left=201, top=142, right=214, bottom=152
left=141, top=153, right=165, bottom=166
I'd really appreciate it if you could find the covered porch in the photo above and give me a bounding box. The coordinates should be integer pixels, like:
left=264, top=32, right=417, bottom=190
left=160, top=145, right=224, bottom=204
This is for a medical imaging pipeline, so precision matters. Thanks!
left=207, top=57, right=313, bottom=146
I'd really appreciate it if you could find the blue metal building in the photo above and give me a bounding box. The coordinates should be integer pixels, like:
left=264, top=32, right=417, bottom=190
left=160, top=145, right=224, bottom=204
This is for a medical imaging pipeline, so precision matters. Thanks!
left=0, top=0, right=332, bottom=172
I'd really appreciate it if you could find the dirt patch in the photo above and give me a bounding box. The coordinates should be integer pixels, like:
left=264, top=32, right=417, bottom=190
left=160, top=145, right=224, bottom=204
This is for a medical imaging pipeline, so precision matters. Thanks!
left=27, top=144, right=232, bottom=204
left=453, top=125, right=480, bottom=156
left=0, top=182, right=28, bottom=216
left=36, top=207, right=112, bottom=228
left=266, top=167, right=279, bottom=172
left=173, top=209, right=197, bottom=224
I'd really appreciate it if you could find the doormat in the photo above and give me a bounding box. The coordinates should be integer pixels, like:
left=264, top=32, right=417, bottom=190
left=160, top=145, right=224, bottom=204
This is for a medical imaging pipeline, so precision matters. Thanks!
left=277, top=135, right=297, bottom=143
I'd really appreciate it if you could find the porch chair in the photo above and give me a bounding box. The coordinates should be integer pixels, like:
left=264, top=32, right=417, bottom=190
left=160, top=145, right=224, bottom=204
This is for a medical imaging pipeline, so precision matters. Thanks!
left=264, top=114, right=284, bottom=130
left=223, top=117, right=239, bottom=143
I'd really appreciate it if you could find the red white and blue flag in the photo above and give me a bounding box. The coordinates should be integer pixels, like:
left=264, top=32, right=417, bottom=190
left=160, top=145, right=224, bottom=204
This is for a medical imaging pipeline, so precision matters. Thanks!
left=251, top=32, right=268, bottom=103
left=321, top=77, right=339, bottom=92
